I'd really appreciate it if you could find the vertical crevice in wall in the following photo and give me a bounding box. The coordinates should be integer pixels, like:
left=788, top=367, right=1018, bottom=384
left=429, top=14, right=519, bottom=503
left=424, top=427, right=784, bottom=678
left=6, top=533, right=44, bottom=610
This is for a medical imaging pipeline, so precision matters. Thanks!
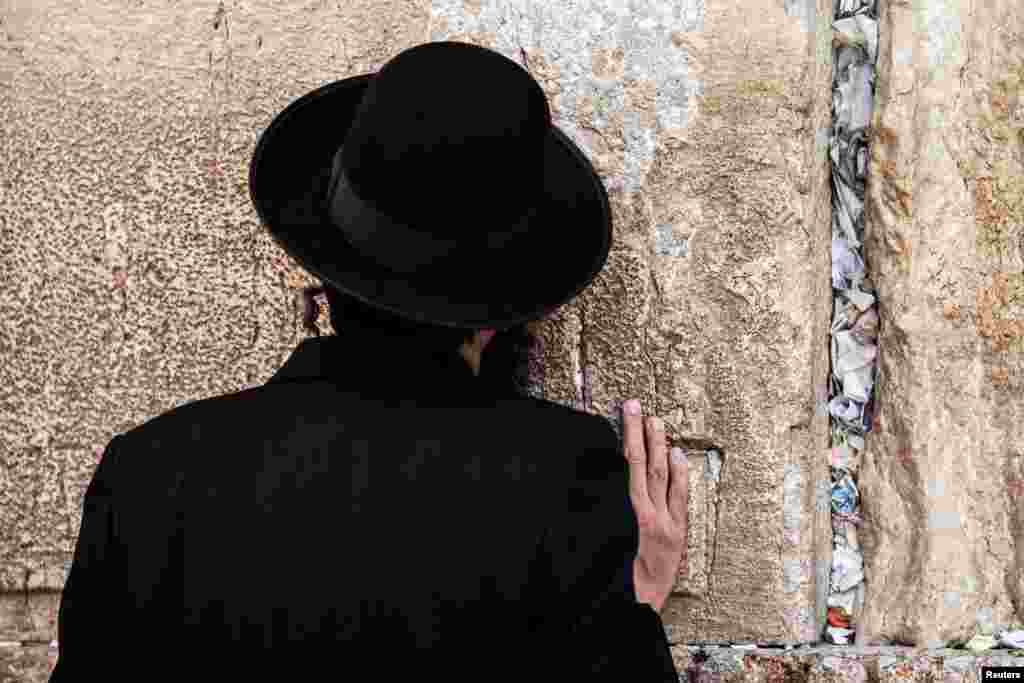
left=705, top=448, right=723, bottom=603
left=823, top=0, right=880, bottom=646
left=575, top=302, right=593, bottom=413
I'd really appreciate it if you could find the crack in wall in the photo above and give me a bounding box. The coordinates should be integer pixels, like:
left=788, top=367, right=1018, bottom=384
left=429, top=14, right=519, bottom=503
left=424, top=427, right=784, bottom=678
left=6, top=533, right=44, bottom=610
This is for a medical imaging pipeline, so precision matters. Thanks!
left=667, top=442, right=724, bottom=622
left=576, top=301, right=592, bottom=413
left=706, top=449, right=723, bottom=605
left=824, top=0, right=881, bottom=646
left=646, top=253, right=667, bottom=420
left=640, top=310, right=657, bottom=417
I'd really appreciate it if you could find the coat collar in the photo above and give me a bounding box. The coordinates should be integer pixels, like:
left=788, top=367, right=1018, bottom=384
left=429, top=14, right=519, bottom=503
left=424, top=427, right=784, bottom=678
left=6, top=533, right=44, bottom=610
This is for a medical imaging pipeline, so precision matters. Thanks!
left=265, top=331, right=483, bottom=395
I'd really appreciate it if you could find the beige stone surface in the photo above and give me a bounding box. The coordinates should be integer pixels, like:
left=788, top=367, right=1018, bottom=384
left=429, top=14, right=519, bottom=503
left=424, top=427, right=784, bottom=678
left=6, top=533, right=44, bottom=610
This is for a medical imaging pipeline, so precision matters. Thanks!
left=0, top=593, right=59, bottom=644
left=857, top=0, right=1024, bottom=646
left=0, top=0, right=431, bottom=592
left=2, top=0, right=833, bottom=646
left=666, top=645, right=1023, bottom=683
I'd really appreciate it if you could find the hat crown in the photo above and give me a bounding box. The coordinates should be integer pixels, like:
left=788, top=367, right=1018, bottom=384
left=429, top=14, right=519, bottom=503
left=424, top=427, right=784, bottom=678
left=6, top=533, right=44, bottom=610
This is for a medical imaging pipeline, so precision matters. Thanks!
left=339, top=42, right=550, bottom=229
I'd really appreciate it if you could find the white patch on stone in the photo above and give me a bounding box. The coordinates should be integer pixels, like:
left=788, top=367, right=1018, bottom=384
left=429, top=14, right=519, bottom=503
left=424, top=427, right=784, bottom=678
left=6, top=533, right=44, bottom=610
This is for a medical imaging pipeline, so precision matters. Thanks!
left=944, top=656, right=974, bottom=673
left=783, top=558, right=804, bottom=593
left=828, top=586, right=857, bottom=611
left=976, top=606, right=994, bottom=633
left=928, top=509, right=961, bottom=531
left=655, top=223, right=688, bottom=257
left=926, top=474, right=945, bottom=499
left=923, top=0, right=963, bottom=70
left=429, top=0, right=703, bottom=195
left=815, top=126, right=830, bottom=158
left=816, top=478, right=832, bottom=514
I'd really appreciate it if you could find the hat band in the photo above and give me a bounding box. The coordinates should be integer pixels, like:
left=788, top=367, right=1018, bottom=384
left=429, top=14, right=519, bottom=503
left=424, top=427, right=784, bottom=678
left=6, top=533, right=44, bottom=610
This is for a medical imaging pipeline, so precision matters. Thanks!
left=326, top=147, right=536, bottom=277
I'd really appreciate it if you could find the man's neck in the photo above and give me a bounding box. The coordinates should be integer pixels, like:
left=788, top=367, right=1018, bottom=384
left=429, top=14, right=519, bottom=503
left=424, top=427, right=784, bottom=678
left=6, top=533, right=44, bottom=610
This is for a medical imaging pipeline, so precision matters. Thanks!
left=460, top=344, right=482, bottom=376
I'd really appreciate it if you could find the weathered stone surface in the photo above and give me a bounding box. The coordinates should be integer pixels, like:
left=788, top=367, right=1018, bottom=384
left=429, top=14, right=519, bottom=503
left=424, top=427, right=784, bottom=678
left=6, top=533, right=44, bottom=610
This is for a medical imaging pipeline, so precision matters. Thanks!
left=673, top=450, right=715, bottom=599
left=1, top=445, right=95, bottom=593
left=0, top=643, right=57, bottom=683
left=0, top=593, right=60, bottom=644
left=428, top=0, right=835, bottom=642
left=0, top=0, right=431, bottom=593
left=2, top=641, right=1022, bottom=683
left=671, top=645, right=1024, bottom=683
left=857, top=0, right=1024, bottom=645
left=2, top=0, right=833, bottom=647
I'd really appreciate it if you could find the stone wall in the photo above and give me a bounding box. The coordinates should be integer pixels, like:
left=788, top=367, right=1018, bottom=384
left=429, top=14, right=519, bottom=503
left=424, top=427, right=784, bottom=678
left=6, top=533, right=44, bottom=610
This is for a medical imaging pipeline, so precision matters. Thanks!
left=2, top=0, right=1019, bottom=681
left=856, top=0, right=1024, bottom=647
left=1, top=0, right=836, bottom=659
left=436, top=0, right=836, bottom=644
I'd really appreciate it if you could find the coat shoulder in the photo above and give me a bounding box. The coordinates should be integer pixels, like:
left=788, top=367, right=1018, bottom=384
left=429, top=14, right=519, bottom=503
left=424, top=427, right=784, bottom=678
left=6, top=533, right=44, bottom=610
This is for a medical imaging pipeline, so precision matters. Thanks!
left=517, top=395, right=617, bottom=439
left=514, top=397, right=622, bottom=475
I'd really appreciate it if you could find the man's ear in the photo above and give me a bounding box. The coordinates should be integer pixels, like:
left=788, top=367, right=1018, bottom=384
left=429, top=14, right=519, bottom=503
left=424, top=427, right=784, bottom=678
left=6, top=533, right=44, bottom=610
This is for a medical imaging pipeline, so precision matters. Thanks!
left=479, top=329, right=497, bottom=352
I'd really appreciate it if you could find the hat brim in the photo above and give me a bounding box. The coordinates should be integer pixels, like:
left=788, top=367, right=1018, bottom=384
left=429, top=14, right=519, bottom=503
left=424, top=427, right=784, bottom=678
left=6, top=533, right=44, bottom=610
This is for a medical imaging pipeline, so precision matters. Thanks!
left=249, top=73, right=612, bottom=330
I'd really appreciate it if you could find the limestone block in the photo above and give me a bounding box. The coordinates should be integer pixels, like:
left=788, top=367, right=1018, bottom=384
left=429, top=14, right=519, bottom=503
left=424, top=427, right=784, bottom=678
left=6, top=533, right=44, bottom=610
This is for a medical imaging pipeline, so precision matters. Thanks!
left=673, top=647, right=1024, bottom=683
left=0, top=643, right=56, bottom=683
left=857, top=0, right=1024, bottom=645
left=0, top=0, right=433, bottom=592
left=430, top=0, right=835, bottom=641
left=0, top=593, right=60, bottom=644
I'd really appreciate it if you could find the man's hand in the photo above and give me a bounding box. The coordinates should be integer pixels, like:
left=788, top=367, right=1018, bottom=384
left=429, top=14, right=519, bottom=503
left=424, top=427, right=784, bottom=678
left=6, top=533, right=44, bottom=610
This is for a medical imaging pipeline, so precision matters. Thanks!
left=622, top=399, right=689, bottom=614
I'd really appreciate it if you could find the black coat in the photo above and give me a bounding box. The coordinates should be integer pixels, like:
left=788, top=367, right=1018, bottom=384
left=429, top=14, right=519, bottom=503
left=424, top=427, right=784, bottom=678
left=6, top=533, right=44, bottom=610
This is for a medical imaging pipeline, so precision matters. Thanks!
left=50, top=330, right=677, bottom=681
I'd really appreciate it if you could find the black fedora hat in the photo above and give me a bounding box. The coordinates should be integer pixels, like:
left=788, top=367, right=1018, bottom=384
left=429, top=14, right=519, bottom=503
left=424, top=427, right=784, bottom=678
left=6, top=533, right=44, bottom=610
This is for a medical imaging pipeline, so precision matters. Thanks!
left=249, top=41, right=612, bottom=331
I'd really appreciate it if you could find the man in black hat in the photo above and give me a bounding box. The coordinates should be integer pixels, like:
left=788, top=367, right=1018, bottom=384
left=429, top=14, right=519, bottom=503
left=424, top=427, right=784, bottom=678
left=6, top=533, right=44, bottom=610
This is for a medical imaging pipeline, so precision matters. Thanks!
left=50, top=41, right=687, bottom=681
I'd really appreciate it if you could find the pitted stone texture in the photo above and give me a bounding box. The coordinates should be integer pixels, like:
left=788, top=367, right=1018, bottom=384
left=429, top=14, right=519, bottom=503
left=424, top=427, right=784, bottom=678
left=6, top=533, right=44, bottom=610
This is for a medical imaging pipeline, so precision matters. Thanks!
left=0, top=643, right=56, bottom=683
left=0, top=0, right=431, bottom=594
left=858, top=0, right=1024, bottom=644
left=0, top=446, right=86, bottom=593
left=0, top=593, right=60, bottom=644
left=429, top=0, right=835, bottom=643
left=676, top=451, right=714, bottom=597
